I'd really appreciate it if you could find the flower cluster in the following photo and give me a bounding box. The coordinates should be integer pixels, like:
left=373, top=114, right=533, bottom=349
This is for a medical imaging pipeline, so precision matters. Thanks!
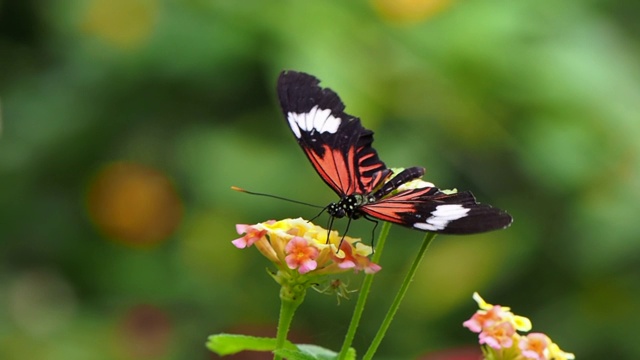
left=232, top=218, right=381, bottom=276
left=464, top=292, right=575, bottom=360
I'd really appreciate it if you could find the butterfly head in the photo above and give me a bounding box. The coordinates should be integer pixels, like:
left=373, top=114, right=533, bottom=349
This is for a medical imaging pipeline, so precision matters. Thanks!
left=327, top=202, right=346, bottom=218
left=327, top=194, right=375, bottom=220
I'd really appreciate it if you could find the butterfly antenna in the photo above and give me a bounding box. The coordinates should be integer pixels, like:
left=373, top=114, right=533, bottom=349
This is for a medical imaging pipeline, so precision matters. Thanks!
left=231, top=186, right=324, bottom=209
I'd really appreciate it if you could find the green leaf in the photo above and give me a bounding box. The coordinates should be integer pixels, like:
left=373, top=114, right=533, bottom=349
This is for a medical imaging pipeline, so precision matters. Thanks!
left=273, top=349, right=316, bottom=360
left=206, top=333, right=295, bottom=356
left=273, top=344, right=356, bottom=360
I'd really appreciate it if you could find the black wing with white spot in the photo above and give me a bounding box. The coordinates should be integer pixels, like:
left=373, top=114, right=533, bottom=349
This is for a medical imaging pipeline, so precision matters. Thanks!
left=361, top=188, right=513, bottom=234
left=277, top=71, right=388, bottom=196
left=276, top=70, right=513, bottom=235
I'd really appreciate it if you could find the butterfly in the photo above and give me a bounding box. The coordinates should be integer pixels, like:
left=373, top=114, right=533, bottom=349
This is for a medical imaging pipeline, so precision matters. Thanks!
left=276, top=70, right=512, bottom=235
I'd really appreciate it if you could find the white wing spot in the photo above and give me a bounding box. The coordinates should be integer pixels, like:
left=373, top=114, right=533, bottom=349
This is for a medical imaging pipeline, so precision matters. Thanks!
left=287, top=105, right=341, bottom=139
left=305, top=106, right=317, bottom=132
left=287, top=113, right=302, bottom=138
left=413, top=204, right=470, bottom=231
left=414, top=222, right=439, bottom=231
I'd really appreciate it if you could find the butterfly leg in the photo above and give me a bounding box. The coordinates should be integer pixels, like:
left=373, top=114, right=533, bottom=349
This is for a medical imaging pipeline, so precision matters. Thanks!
left=363, top=214, right=380, bottom=252
left=309, top=205, right=329, bottom=224
left=337, top=217, right=353, bottom=252
left=326, top=215, right=335, bottom=244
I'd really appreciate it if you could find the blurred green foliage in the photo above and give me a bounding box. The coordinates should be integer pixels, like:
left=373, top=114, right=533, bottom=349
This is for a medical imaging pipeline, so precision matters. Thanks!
left=1, top=0, right=639, bottom=359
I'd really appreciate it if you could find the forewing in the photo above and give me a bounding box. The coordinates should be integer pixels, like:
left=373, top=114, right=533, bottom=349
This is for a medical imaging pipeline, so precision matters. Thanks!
left=361, top=188, right=512, bottom=234
left=277, top=70, right=387, bottom=196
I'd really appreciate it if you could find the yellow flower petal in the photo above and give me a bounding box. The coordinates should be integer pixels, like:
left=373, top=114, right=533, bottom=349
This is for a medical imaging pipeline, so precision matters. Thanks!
left=354, top=242, right=374, bottom=257
left=548, top=342, right=576, bottom=360
left=513, top=315, right=533, bottom=332
left=472, top=292, right=492, bottom=310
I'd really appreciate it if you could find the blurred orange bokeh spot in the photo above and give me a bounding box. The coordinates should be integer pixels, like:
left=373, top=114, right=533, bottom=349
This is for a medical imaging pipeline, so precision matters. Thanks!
left=372, top=0, right=452, bottom=24
left=86, top=161, right=183, bottom=247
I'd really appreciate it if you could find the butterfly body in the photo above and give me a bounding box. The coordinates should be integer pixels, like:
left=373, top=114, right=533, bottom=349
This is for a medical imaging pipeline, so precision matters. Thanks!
left=326, top=195, right=368, bottom=220
left=277, top=70, right=512, bottom=235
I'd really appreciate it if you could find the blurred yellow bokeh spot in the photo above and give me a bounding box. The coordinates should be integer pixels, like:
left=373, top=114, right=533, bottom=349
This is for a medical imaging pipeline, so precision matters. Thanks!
left=86, top=161, right=183, bottom=247
left=372, top=0, right=452, bottom=24
left=81, top=0, right=159, bottom=48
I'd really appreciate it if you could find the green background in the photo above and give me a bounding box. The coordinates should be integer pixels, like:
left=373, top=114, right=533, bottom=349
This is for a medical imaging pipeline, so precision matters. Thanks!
left=1, top=0, right=639, bottom=359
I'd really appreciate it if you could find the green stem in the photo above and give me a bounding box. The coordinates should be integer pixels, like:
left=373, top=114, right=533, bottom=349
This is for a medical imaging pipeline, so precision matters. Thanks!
left=362, top=232, right=437, bottom=360
left=273, top=274, right=306, bottom=360
left=337, top=221, right=392, bottom=359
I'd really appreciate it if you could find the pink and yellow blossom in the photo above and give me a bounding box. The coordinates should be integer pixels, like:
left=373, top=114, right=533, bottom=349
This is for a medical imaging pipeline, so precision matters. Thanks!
left=519, top=332, right=550, bottom=360
left=333, top=241, right=382, bottom=274
left=232, top=223, right=269, bottom=248
left=285, top=236, right=319, bottom=274
left=467, top=292, right=532, bottom=332
left=463, top=304, right=512, bottom=333
left=464, top=292, right=575, bottom=360
left=232, top=218, right=381, bottom=276
left=479, top=321, right=515, bottom=350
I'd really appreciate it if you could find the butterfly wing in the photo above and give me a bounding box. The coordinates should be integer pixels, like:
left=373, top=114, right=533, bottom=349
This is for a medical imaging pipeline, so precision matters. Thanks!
left=361, top=187, right=513, bottom=234
left=277, top=71, right=388, bottom=197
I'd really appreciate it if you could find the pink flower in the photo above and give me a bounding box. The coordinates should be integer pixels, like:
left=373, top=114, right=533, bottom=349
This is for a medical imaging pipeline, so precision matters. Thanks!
left=478, top=321, right=515, bottom=349
left=333, top=241, right=382, bottom=274
left=463, top=293, right=575, bottom=360
left=285, top=237, right=319, bottom=274
left=463, top=304, right=510, bottom=333
left=232, top=218, right=381, bottom=277
left=232, top=224, right=268, bottom=248
left=519, top=333, right=550, bottom=360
